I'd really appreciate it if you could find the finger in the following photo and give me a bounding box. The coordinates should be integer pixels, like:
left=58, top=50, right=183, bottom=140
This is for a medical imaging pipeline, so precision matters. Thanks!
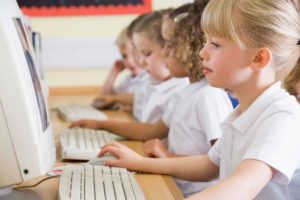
left=99, top=145, right=120, bottom=157
left=104, top=159, right=121, bottom=167
left=68, top=120, right=82, bottom=128
left=109, top=141, right=125, bottom=148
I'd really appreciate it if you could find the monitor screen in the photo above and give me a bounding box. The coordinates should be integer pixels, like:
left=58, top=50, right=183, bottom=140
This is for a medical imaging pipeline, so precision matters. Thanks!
left=13, top=17, right=49, bottom=131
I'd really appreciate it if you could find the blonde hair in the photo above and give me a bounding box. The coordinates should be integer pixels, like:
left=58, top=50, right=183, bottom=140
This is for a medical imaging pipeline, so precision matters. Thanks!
left=127, top=13, right=149, bottom=39
left=133, top=9, right=172, bottom=47
left=284, top=59, right=300, bottom=98
left=115, top=26, right=128, bottom=47
left=201, top=0, right=300, bottom=71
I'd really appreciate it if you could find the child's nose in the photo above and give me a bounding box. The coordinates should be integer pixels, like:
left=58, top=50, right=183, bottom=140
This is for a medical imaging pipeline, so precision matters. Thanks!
left=199, top=46, right=208, bottom=61
left=139, top=57, right=146, bottom=68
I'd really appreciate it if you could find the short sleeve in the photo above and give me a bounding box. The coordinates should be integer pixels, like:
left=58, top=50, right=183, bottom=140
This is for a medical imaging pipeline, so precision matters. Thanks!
left=208, top=139, right=222, bottom=166
left=133, top=84, right=150, bottom=121
left=195, top=88, right=232, bottom=144
left=243, top=112, right=300, bottom=185
left=162, top=94, right=181, bottom=128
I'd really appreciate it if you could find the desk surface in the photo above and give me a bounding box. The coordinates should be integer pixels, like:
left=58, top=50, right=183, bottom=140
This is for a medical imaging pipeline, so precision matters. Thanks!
left=18, top=94, right=183, bottom=200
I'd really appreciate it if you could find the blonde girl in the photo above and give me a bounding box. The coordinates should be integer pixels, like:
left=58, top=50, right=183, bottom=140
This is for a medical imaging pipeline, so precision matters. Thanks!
left=92, top=26, right=146, bottom=109
left=100, top=0, right=300, bottom=199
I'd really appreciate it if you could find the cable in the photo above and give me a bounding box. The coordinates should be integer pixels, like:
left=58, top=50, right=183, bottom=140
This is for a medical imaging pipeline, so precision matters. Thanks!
left=13, top=175, right=59, bottom=189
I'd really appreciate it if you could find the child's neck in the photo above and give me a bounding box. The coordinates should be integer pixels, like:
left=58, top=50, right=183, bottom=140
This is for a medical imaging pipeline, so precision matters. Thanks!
left=162, top=74, right=172, bottom=82
left=235, top=79, right=276, bottom=113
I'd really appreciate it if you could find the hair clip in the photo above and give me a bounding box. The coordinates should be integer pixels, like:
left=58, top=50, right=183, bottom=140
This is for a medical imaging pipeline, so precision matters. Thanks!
left=297, top=39, right=300, bottom=45
left=174, top=12, right=189, bottom=22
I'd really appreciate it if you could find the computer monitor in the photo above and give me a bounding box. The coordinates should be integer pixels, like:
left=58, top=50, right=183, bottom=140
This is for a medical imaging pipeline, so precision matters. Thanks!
left=0, top=0, right=55, bottom=197
left=31, top=31, right=44, bottom=79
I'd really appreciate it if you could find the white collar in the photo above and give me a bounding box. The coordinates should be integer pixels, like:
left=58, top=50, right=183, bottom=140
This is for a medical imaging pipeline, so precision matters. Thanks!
left=152, top=77, right=189, bottom=93
left=222, top=82, right=288, bottom=133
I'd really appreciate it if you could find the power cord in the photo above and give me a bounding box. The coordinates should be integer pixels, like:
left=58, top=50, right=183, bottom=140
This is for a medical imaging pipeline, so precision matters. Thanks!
left=13, top=175, right=59, bottom=189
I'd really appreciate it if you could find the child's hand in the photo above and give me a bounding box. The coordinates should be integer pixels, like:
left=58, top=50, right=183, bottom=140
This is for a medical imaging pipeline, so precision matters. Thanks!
left=99, top=142, right=143, bottom=170
left=69, top=119, right=102, bottom=129
left=143, top=139, right=171, bottom=158
left=111, top=60, right=126, bottom=74
left=94, top=95, right=116, bottom=106
left=121, top=105, right=133, bottom=114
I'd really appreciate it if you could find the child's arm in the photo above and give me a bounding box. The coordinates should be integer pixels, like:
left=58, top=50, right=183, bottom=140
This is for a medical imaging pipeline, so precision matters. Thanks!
left=100, top=142, right=219, bottom=181
left=143, top=138, right=219, bottom=158
left=96, top=93, right=134, bottom=106
left=69, top=119, right=169, bottom=141
left=143, top=139, right=179, bottom=158
left=186, top=159, right=275, bottom=200
left=101, top=60, right=125, bottom=95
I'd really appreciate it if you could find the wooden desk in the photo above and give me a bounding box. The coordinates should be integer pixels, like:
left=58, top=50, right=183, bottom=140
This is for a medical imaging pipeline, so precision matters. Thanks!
left=18, top=94, right=183, bottom=200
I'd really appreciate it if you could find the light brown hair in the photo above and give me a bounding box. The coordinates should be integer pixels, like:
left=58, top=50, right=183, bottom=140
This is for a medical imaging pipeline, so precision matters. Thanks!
left=133, top=9, right=172, bottom=48
left=168, top=0, right=209, bottom=80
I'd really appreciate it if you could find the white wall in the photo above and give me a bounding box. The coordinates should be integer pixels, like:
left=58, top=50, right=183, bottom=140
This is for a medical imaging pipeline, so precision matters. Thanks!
left=28, top=0, right=188, bottom=87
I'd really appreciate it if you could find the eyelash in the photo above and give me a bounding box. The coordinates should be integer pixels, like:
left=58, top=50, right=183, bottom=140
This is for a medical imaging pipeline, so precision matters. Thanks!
left=211, top=42, right=220, bottom=48
left=143, top=51, right=151, bottom=57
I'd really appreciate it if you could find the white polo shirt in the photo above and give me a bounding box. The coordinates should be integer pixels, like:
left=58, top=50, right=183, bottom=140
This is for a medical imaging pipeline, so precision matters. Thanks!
left=162, top=79, right=233, bottom=197
left=208, top=82, right=300, bottom=200
left=133, top=77, right=189, bottom=123
left=115, top=70, right=149, bottom=94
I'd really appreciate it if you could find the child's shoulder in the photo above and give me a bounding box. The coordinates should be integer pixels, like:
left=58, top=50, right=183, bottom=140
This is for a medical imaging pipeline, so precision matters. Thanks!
left=259, top=94, right=300, bottom=126
left=267, top=95, right=300, bottom=115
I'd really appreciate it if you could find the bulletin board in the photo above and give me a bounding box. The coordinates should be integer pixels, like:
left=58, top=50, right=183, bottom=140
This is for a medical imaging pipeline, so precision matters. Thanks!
left=17, top=0, right=152, bottom=16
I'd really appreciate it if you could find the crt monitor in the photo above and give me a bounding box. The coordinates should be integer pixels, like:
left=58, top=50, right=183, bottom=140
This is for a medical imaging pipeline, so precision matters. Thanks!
left=0, top=0, right=56, bottom=196
left=31, top=31, right=44, bottom=80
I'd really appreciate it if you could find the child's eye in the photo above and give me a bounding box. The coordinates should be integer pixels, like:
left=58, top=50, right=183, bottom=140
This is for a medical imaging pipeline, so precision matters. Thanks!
left=142, top=51, right=152, bottom=57
left=211, top=42, right=220, bottom=48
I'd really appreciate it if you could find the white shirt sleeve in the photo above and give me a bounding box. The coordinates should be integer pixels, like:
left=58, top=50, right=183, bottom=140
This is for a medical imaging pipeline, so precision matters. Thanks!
left=162, top=94, right=180, bottom=128
left=132, top=84, right=149, bottom=121
left=208, top=139, right=222, bottom=166
left=195, top=88, right=232, bottom=144
left=243, top=112, right=300, bottom=185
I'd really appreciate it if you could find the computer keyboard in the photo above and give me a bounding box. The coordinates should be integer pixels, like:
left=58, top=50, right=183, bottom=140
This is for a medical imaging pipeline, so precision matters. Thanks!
left=60, top=128, right=117, bottom=160
left=58, top=104, right=108, bottom=122
left=59, top=165, right=145, bottom=200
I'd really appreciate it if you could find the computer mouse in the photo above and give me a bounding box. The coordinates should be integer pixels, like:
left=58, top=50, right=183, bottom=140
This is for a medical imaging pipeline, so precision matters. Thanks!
left=87, top=154, right=117, bottom=166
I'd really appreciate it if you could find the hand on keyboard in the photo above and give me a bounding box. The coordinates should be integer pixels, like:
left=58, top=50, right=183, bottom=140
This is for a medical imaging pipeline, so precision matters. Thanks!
left=99, top=142, right=143, bottom=171
left=69, top=119, right=103, bottom=129
left=87, top=154, right=117, bottom=166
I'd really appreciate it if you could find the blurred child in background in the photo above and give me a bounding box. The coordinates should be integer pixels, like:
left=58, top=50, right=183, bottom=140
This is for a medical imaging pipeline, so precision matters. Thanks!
left=99, top=0, right=300, bottom=199
left=71, top=2, right=233, bottom=197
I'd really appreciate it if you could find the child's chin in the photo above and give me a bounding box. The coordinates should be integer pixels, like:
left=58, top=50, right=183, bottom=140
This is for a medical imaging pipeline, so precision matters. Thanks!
left=206, top=79, right=223, bottom=88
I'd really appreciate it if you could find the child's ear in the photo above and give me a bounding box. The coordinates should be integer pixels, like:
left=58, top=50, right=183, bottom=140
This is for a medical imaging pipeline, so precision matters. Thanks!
left=251, top=48, right=272, bottom=70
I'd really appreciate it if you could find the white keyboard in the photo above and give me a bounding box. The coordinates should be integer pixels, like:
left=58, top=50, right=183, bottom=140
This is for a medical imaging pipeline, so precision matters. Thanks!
left=60, top=128, right=116, bottom=160
left=59, top=165, right=145, bottom=200
left=58, top=104, right=108, bottom=122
